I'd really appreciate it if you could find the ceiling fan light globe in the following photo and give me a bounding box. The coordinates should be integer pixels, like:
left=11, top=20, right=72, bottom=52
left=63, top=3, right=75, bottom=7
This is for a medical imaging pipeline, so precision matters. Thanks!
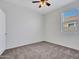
left=40, top=2, right=45, bottom=7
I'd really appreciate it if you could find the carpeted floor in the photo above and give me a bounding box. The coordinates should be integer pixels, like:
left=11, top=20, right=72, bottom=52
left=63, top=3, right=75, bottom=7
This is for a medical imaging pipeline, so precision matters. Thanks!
left=1, top=41, right=79, bottom=59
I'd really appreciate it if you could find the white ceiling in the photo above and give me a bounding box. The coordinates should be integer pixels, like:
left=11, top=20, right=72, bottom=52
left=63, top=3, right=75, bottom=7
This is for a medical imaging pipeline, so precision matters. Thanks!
left=4, top=0, right=76, bottom=14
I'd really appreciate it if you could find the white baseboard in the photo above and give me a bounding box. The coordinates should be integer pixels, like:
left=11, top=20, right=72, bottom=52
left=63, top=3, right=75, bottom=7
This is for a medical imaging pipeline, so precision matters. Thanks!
left=0, top=49, right=5, bottom=55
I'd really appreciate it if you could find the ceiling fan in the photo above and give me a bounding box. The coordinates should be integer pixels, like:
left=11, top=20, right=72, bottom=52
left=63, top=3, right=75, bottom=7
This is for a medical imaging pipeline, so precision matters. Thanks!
left=32, top=0, right=51, bottom=8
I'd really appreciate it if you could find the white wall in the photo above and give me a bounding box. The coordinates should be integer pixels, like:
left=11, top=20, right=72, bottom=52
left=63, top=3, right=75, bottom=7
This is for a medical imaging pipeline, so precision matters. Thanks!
left=0, top=0, right=79, bottom=50
left=0, top=9, right=6, bottom=55
left=0, top=1, right=43, bottom=49
left=45, top=1, right=79, bottom=50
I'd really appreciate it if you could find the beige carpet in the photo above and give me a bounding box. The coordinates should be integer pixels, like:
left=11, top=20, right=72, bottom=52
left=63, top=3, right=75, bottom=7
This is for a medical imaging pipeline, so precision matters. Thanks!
left=1, top=41, right=79, bottom=59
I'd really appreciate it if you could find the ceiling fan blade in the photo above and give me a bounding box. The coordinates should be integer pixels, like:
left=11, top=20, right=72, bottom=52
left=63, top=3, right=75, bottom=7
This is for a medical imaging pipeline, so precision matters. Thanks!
left=32, top=1, right=40, bottom=3
left=46, top=2, right=51, bottom=6
left=39, top=5, right=41, bottom=8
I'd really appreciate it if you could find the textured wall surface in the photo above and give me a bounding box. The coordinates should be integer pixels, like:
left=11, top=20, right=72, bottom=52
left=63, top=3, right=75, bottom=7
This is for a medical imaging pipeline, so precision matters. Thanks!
left=0, top=0, right=43, bottom=49
left=45, top=1, right=79, bottom=50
